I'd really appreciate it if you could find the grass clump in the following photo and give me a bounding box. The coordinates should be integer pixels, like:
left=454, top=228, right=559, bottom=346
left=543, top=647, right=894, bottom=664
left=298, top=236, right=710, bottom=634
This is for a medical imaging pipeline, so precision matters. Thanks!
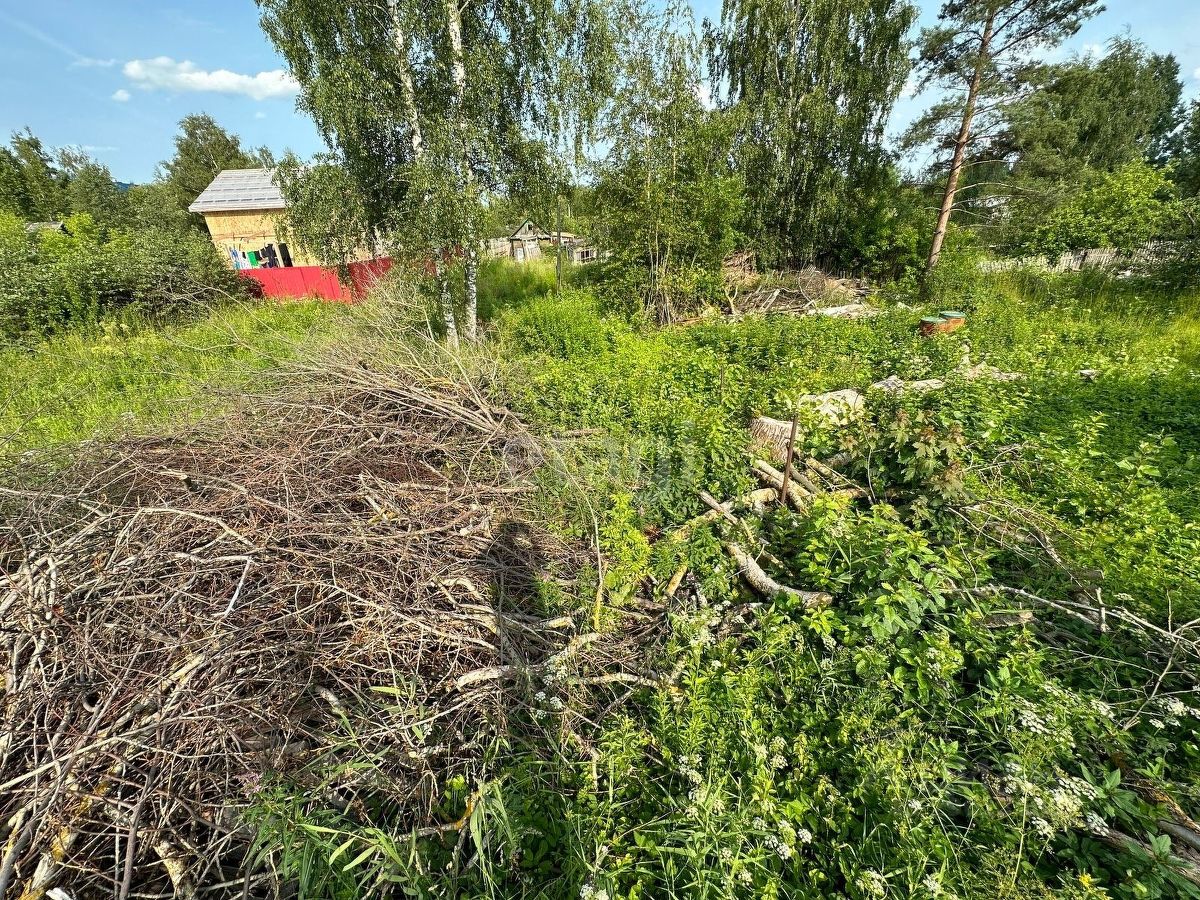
left=0, top=299, right=350, bottom=453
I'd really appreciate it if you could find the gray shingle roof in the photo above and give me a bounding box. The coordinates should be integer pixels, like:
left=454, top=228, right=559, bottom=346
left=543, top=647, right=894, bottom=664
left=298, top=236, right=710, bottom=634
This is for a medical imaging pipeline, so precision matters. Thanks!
left=188, top=168, right=287, bottom=214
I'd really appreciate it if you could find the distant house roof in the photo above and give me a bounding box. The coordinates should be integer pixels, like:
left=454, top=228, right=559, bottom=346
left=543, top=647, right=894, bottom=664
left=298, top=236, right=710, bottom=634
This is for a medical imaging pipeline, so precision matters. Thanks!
left=188, top=168, right=287, bottom=214
left=510, top=218, right=550, bottom=239
left=25, top=221, right=68, bottom=235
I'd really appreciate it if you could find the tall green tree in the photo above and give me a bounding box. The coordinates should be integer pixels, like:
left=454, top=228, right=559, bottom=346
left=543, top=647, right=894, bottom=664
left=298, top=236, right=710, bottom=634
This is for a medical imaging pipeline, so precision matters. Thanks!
left=595, top=4, right=745, bottom=321
left=159, top=114, right=266, bottom=229
left=259, top=0, right=618, bottom=345
left=911, top=0, right=1102, bottom=274
left=58, top=148, right=128, bottom=230
left=712, top=0, right=916, bottom=267
left=1175, top=101, right=1200, bottom=199
left=1002, top=38, right=1183, bottom=181
left=0, top=129, right=68, bottom=221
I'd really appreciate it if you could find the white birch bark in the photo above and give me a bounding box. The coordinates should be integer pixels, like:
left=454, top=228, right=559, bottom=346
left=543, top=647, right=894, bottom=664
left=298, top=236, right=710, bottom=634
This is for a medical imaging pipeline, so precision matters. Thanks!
left=435, top=258, right=459, bottom=348
left=444, top=0, right=480, bottom=341
left=388, top=0, right=425, bottom=158
left=464, top=244, right=478, bottom=342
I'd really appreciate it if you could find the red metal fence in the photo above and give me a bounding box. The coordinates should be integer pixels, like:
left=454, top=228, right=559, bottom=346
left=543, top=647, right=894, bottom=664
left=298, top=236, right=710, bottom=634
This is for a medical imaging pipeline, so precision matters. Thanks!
left=239, top=258, right=393, bottom=302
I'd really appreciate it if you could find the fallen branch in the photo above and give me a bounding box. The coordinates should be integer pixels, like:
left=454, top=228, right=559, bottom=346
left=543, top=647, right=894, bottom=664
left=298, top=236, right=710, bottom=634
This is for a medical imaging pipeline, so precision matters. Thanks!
left=724, top=543, right=831, bottom=608
left=671, top=488, right=778, bottom=541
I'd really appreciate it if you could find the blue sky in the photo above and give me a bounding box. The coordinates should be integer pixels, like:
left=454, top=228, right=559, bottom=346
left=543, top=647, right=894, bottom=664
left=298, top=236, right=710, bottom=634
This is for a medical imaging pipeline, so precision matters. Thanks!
left=1, top=0, right=1198, bottom=183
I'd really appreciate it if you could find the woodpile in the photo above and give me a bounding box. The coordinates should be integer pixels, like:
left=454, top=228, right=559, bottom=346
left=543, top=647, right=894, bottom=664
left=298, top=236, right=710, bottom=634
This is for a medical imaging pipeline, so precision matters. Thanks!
left=0, top=353, right=638, bottom=898
left=726, top=267, right=874, bottom=318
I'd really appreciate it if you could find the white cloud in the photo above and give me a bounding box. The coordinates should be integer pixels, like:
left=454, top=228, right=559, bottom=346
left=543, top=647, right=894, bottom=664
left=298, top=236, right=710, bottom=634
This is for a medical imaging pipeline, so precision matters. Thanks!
left=112, top=89, right=131, bottom=102
left=71, top=57, right=116, bottom=68
left=82, top=145, right=118, bottom=153
left=900, top=72, right=920, bottom=99
left=1194, top=66, right=1200, bottom=81
left=254, top=111, right=268, bottom=119
left=122, top=56, right=299, bottom=100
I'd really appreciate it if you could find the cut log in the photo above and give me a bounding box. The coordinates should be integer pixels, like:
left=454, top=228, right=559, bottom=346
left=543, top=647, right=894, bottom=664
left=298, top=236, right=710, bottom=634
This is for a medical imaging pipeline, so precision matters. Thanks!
left=807, top=303, right=879, bottom=319
left=724, top=543, right=831, bottom=608
left=750, top=459, right=814, bottom=509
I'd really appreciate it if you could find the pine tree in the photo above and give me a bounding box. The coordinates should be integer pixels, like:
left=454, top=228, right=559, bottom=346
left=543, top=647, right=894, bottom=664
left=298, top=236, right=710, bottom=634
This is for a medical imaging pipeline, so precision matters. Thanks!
left=912, top=0, right=1101, bottom=274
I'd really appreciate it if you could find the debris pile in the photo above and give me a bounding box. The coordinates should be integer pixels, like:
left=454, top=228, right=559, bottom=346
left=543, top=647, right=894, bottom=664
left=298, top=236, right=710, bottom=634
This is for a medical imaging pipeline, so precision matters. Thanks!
left=0, top=354, right=608, bottom=898
left=727, top=267, right=874, bottom=318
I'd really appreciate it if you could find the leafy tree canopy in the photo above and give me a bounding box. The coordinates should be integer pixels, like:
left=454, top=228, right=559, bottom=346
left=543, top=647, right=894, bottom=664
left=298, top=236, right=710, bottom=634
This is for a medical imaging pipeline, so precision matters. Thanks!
left=1001, top=37, right=1183, bottom=182
left=712, top=0, right=916, bottom=267
left=159, top=114, right=269, bottom=229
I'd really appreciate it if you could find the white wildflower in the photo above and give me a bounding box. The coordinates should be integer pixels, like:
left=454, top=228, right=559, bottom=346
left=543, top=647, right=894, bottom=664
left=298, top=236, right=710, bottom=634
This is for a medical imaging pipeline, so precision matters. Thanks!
left=1031, top=817, right=1053, bottom=838
left=753, top=817, right=767, bottom=830
left=764, top=834, right=793, bottom=860
left=923, top=874, right=943, bottom=896
left=857, top=869, right=888, bottom=897
left=795, top=827, right=813, bottom=844
left=770, top=754, right=788, bottom=770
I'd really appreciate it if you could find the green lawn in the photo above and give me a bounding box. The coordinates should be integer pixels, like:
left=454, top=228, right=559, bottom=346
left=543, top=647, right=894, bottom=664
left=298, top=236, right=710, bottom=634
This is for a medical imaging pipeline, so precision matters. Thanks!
left=0, top=300, right=351, bottom=453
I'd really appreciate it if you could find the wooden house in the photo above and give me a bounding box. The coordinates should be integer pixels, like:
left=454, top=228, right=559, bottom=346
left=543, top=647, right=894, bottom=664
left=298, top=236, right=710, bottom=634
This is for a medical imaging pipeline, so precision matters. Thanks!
left=188, top=168, right=317, bottom=270
left=488, top=218, right=598, bottom=264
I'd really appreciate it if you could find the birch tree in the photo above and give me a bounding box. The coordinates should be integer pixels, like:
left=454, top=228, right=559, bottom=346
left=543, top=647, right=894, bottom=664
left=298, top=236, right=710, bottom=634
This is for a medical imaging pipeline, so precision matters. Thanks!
left=911, top=0, right=1101, bottom=274
left=712, top=0, right=916, bottom=267
left=259, top=0, right=617, bottom=344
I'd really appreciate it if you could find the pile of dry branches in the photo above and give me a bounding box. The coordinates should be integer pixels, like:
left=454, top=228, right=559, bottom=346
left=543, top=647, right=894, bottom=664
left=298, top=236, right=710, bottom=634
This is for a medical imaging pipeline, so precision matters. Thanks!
left=0, top=352, right=605, bottom=898
left=727, top=267, right=871, bottom=318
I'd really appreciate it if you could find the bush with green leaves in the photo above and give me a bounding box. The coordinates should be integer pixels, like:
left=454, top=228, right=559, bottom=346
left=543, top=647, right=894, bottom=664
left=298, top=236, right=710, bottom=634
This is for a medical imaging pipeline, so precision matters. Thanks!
left=1006, top=161, right=1180, bottom=259
left=0, top=211, right=246, bottom=340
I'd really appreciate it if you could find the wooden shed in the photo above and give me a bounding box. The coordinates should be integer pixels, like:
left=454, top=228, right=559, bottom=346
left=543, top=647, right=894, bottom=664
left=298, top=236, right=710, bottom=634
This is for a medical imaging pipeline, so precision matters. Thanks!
left=188, top=168, right=317, bottom=270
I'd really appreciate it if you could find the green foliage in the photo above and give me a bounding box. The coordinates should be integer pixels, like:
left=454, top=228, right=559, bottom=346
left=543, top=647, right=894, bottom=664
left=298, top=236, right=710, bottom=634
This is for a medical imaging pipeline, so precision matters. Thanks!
left=476, top=257, right=557, bottom=320
left=1002, top=37, right=1184, bottom=182
left=159, top=114, right=267, bottom=230
left=1175, top=101, right=1200, bottom=199
left=0, top=299, right=346, bottom=452
left=906, top=0, right=1102, bottom=272
left=594, top=7, right=745, bottom=319
left=0, top=128, right=68, bottom=221
left=713, top=0, right=916, bottom=267
left=1009, top=160, right=1179, bottom=257
left=822, top=165, right=931, bottom=281
left=0, top=210, right=248, bottom=340
left=274, top=154, right=374, bottom=269
left=457, top=267, right=1200, bottom=900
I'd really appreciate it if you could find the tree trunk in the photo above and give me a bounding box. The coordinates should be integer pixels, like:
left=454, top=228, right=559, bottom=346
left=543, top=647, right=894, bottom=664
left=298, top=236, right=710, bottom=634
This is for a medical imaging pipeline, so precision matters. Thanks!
left=463, top=246, right=478, bottom=342
left=387, top=0, right=425, bottom=158
left=435, top=258, right=459, bottom=349
left=444, top=0, right=479, bottom=341
left=925, top=11, right=995, bottom=277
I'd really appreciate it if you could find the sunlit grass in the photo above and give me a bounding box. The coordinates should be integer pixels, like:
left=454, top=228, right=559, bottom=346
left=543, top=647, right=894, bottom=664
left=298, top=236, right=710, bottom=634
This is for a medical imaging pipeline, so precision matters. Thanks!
left=0, top=300, right=352, bottom=453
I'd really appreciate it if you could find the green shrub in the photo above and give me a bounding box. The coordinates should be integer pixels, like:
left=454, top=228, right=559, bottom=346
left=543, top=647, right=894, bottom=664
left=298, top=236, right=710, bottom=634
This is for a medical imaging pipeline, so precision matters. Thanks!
left=0, top=211, right=247, bottom=341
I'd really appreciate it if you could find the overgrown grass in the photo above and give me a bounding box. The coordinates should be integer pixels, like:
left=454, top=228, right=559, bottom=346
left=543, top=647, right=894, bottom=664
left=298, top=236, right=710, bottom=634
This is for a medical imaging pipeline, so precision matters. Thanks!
left=0, top=299, right=351, bottom=453
left=455, top=266, right=1200, bottom=900
left=477, top=256, right=558, bottom=321
left=214, top=263, right=1200, bottom=899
